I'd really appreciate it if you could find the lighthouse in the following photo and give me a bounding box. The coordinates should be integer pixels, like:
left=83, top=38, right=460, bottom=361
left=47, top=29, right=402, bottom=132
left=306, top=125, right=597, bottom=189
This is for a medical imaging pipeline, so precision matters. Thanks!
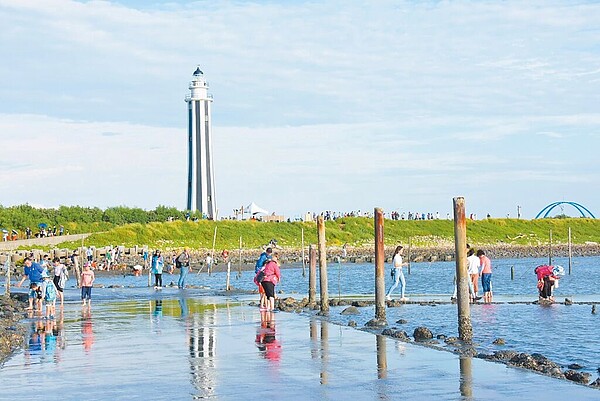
left=186, top=66, right=217, bottom=219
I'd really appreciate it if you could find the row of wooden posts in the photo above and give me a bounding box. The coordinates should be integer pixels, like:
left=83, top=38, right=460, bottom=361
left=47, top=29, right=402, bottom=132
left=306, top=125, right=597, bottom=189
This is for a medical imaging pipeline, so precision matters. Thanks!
left=4, top=197, right=474, bottom=341
left=307, top=197, right=473, bottom=341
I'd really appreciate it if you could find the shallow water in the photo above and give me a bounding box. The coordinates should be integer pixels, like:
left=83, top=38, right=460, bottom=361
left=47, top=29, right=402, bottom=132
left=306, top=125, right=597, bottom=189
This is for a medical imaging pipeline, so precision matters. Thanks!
left=3, top=255, right=599, bottom=388
left=1, top=296, right=598, bottom=400
left=15, top=255, right=596, bottom=298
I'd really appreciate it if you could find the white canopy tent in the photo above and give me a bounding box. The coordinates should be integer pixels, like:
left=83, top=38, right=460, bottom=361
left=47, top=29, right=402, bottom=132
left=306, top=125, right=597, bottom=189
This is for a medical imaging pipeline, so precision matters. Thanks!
left=245, top=202, right=269, bottom=215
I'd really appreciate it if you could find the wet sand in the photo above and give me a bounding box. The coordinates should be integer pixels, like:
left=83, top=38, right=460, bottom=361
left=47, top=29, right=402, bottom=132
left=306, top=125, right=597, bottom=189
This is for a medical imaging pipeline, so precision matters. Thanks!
left=0, top=293, right=598, bottom=400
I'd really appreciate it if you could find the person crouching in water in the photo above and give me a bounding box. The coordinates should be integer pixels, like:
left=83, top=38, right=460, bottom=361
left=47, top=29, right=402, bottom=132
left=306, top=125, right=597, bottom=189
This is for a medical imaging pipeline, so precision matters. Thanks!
left=260, top=252, right=281, bottom=312
left=535, top=265, right=563, bottom=302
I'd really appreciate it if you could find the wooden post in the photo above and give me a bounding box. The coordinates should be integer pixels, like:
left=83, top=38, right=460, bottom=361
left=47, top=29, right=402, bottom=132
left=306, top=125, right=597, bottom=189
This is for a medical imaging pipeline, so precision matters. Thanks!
left=308, top=244, right=317, bottom=304
left=568, top=227, right=572, bottom=275
left=148, top=252, right=152, bottom=287
left=374, top=208, right=386, bottom=321
left=548, top=229, right=553, bottom=266
left=453, top=197, right=472, bottom=342
left=237, top=236, right=242, bottom=279
left=74, top=251, right=81, bottom=288
left=4, top=252, right=11, bottom=295
left=510, top=266, right=514, bottom=280
left=301, top=228, right=306, bottom=277
left=317, top=216, right=329, bottom=314
left=210, top=225, right=218, bottom=276
left=225, top=258, right=231, bottom=291
left=407, top=236, right=412, bottom=275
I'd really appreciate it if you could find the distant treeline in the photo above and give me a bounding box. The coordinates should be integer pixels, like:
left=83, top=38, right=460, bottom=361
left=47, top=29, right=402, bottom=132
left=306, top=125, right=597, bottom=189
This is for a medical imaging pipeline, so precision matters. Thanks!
left=0, top=204, right=202, bottom=235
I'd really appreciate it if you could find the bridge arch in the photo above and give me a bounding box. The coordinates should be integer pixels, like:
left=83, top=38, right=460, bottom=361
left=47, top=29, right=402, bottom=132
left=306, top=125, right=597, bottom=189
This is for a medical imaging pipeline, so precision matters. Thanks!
left=535, top=201, right=596, bottom=219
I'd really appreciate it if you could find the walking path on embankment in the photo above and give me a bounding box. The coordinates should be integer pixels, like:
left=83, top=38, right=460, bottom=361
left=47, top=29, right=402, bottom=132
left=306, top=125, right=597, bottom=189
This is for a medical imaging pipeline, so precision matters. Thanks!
left=0, top=233, right=91, bottom=251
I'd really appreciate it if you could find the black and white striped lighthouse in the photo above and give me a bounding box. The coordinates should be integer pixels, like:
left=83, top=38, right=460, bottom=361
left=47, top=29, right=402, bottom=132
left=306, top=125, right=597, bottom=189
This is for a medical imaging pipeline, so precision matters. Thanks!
left=185, top=66, right=216, bottom=219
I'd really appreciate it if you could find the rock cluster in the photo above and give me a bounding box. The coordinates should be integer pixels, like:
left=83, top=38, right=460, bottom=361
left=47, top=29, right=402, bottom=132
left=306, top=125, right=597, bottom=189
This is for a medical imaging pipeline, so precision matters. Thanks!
left=0, top=294, right=27, bottom=365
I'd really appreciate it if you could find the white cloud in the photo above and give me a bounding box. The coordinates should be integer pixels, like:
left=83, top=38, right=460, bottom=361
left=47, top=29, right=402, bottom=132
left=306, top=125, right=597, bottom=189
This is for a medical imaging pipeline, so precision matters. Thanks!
left=0, top=0, right=599, bottom=218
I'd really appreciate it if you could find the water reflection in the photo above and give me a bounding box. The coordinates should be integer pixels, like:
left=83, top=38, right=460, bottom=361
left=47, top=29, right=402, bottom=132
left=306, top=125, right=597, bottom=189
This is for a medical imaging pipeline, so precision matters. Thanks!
left=376, top=334, right=387, bottom=379
left=24, top=311, right=67, bottom=366
left=459, top=357, right=473, bottom=400
left=188, top=305, right=217, bottom=399
left=320, top=320, right=329, bottom=385
left=255, top=311, right=281, bottom=363
left=81, top=306, right=94, bottom=353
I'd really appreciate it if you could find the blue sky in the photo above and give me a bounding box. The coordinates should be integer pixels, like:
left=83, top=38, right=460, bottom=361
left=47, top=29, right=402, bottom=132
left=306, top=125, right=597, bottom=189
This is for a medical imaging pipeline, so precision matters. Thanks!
left=1, top=0, right=599, bottom=219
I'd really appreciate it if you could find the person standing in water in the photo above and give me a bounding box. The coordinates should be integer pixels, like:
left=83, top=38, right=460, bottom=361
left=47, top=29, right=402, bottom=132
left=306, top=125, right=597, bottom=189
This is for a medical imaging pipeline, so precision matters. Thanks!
left=386, top=246, right=408, bottom=302
left=176, top=248, right=191, bottom=289
left=81, top=263, right=95, bottom=306
left=151, top=250, right=164, bottom=289
left=477, top=250, right=493, bottom=303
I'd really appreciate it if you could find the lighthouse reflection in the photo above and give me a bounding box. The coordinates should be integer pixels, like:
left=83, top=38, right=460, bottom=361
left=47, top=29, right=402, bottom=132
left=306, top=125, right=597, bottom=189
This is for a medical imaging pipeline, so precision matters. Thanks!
left=186, top=304, right=217, bottom=399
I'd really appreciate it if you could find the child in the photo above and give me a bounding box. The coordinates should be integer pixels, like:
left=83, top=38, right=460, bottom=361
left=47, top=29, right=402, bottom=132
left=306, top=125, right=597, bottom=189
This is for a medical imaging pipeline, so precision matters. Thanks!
left=81, top=263, right=95, bottom=306
left=42, top=271, right=57, bottom=319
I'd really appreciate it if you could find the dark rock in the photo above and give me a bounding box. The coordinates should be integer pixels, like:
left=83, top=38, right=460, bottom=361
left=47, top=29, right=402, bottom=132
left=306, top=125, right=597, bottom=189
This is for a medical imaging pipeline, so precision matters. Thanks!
left=509, top=353, right=537, bottom=370
left=392, top=330, right=410, bottom=341
left=10, top=293, right=28, bottom=303
left=329, top=299, right=339, bottom=307
left=396, top=319, right=408, bottom=324
left=492, top=338, right=506, bottom=345
left=590, top=378, right=600, bottom=388
left=437, top=334, right=446, bottom=340
left=340, top=306, right=360, bottom=315
left=365, top=318, right=387, bottom=327
left=491, top=350, right=518, bottom=361
left=352, top=301, right=370, bottom=307
left=413, top=326, right=433, bottom=341
left=564, top=370, right=591, bottom=384
left=568, top=363, right=583, bottom=370
left=381, top=329, right=394, bottom=336
left=445, top=336, right=460, bottom=344
left=337, top=299, right=350, bottom=306
left=348, top=320, right=357, bottom=327
left=564, top=298, right=573, bottom=305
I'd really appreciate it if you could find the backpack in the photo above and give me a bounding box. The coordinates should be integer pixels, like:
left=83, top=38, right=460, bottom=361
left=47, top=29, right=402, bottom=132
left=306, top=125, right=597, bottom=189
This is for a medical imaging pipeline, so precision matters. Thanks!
left=175, top=259, right=182, bottom=269
left=45, top=282, right=57, bottom=301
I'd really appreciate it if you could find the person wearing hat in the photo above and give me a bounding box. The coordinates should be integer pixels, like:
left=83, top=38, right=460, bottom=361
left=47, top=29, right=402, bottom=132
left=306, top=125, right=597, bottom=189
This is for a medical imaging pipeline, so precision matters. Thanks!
left=535, top=264, right=564, bottom=302
left=41, top=270, right=58, bottom=319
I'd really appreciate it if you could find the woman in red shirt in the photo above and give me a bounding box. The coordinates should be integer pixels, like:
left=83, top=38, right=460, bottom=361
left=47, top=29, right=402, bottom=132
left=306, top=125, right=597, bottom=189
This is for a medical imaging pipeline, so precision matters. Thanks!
left=261, top=253, right=281, bottom=311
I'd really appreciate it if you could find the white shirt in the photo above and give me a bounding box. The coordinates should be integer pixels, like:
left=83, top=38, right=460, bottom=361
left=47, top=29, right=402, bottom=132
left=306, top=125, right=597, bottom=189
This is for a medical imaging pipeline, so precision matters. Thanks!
left=467, top=254, right=480, bottom=275
left=392, top=254, right=403, bottom=270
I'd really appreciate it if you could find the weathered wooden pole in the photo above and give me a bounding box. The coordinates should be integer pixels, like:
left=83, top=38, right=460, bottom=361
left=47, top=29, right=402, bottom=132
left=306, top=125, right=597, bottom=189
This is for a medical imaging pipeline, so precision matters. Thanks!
left=301, top=227, right=306, bottom=277
left=237, top=236, right=242, bottom=279
left=568, top=227, right=572, bottom=275
left=210, top=225, right=218, bottom=276
left=308, top=244, right=317, bottom=304
left=374, top=208, right=386, bottom=321
left=74, top=252, right=81, bottom=288
left=317, top=216, right=329, bottom=314
left=510, top=265, right=514, bottom=280
left=4, top=253, right=11, bottom=295
left=548, top=229, right=553, bottom=266
left=407, top=236, right=412, bottom=275
left=225, top=257, right=231, bottom=291
left=453, top=197, right=472, bottom=342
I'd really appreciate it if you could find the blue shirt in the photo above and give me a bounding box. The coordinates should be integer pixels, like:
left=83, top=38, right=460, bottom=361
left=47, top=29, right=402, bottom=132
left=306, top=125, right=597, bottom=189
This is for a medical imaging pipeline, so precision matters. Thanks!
left=25, top=262, right=45, bottom=283
left=255, top=252, right=271, bottom=273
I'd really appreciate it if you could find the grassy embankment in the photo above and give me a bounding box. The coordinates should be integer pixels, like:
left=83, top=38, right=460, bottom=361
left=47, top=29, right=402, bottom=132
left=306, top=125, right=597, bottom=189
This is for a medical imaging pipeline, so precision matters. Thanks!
left=55, top=217, right=600, bottom=251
